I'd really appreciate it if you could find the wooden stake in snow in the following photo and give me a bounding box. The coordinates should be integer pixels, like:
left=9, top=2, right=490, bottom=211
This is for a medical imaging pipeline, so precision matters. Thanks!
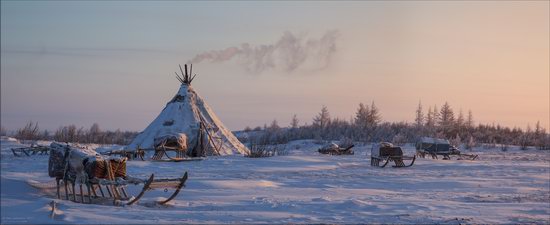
left=49, top=200, right=57, bottom=219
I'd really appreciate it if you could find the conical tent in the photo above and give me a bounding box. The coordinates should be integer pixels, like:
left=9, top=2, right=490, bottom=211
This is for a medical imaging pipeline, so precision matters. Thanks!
left=127, top=65, right=249, bottom=156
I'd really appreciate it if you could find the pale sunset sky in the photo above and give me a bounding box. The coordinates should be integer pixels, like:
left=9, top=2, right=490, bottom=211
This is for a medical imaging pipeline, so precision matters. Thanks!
left=1, top=1, right=549, bottom=131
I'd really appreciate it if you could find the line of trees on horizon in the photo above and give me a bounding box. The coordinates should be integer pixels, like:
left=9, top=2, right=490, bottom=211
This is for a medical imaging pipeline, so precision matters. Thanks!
left=241, top=101, right=550, bottom=150
left=1, top=122, right=139, bottom=145
left=2, top=101, right=548, bottom=150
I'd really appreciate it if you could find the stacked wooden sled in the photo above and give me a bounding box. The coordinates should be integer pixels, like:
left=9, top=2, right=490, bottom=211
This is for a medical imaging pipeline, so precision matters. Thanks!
left=416, top=137, right=478, bottom=160
left=48, top=142, right=188, bottom=205
left=11, top=144, right=50, bottom=157
left=370, top=142, right=416, bottom=168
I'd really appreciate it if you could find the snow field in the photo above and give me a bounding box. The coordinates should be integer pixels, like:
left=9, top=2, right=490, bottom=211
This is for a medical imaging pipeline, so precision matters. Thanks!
left=1, top=138, right=549, bottom=224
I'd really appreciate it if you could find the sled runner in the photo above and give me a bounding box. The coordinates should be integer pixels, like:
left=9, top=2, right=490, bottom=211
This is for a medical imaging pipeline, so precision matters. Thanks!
left=370, top=142, right=416, bottom=168
left=48, top=142, right=188, bottom=205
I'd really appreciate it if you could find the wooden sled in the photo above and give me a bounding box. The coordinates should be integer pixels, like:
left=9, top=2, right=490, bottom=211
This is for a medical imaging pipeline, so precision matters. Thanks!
left=371, top=145, right=416, bottom=168
left=11, top=145, right=50, bottom=157
left=415, top=138, right=478, bottom=160
left=101, top=149, right=145, bottom=161
left=53, top=172, right=188, bottom=206
left=48, top=143, right=188, bottom=206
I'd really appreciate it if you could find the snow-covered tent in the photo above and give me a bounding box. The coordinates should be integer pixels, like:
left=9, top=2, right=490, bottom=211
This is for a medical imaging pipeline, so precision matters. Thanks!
left=127, top=64, right=249, bottom=157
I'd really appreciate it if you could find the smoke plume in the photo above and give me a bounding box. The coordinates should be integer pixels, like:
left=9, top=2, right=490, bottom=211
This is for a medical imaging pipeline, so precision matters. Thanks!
left=187, top=30, right=339, bottom=74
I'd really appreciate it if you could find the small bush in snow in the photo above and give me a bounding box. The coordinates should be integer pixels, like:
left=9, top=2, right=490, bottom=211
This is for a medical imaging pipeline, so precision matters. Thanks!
left=465, top=136, right=476, bottom=150
left=392, top=133, right=406, bottom=146
left=500, top=143, right=508, bottom=152
left=246, top=143, right=288, bottom=158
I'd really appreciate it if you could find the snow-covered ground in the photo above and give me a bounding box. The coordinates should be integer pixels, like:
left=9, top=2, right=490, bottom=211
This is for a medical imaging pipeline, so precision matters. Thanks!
left=1, top=137, right=549, bottom=224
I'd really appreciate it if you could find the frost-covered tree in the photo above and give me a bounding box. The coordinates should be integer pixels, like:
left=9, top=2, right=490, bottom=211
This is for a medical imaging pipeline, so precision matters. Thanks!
left=367, top=101, right=381, bottom=127
left=456, top=109, right=465, bottom=136
left=439, top=102, right=454, bottom=127
left=89, top=123, right=102, bottom=143
left=290, top=114, right=299, bottom=129
left=425, top=106, right=434, bottom=127
left=354, top=103, right=369, bottom=129
left=415, top=101, right=424, bottom=128
left=432, top=105, right=440, bottom=126
left=268, top=119, right=280, bottom=131
left=313, top=106, right=331, bottom=129
left=439, top=102, right=455, bottom=137
left=465, top=135, right=476, bottom=150
left=533, top=121, right=548, bottom=150
left=519, top=124, right=532, bottom=150
left=466, top=110, right=474, bottom=129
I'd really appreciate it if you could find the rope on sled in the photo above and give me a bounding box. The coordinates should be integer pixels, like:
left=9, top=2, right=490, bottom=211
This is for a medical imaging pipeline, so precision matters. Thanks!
left=92, top=158, right=127, bottom=179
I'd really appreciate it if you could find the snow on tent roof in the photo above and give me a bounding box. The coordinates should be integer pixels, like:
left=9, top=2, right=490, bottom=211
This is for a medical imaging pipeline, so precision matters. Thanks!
left=127, top=64, right=250, bottom=157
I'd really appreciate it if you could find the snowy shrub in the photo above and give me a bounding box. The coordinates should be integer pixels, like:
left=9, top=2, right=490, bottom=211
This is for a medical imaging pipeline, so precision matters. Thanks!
left=391, top=133, right=406, bottom=146
left=519, top=133, right=530, bottom=150
left=450, top=134, right=462, bottom=148
left=15, top=121, right=41, bottom=141
left=245, top=143, right=288, bottom=158
left=313, top=133, right=325, bottom=145
left=500, top=143, right=509, bottom=152
left=465, top=136, right=476, bottom=150
left=543, top=134, right=550, bottom=150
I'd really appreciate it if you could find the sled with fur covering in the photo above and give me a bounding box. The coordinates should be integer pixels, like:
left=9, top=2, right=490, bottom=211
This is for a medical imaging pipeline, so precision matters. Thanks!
left=48, top=143, right=188, bottom=206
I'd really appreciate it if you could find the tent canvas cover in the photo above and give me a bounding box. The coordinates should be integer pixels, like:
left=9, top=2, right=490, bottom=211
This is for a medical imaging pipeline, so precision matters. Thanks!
left=127, top=65, right=249, bottom=157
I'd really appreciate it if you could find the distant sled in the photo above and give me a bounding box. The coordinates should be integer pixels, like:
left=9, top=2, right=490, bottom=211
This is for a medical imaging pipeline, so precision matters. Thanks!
left=370, top=142, right=416, bottom=168
left=318, top=143, right=355, bottom=155
left=416, top=137, right=478, bottom=160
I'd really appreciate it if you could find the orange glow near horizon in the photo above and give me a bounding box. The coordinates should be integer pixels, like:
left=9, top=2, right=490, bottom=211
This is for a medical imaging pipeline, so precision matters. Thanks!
left=1, top=1, right=548, bottom=131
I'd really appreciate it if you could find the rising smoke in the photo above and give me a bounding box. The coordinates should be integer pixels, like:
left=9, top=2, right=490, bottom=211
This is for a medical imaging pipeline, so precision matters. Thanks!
left=187, top=30, right=339, bottom=74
